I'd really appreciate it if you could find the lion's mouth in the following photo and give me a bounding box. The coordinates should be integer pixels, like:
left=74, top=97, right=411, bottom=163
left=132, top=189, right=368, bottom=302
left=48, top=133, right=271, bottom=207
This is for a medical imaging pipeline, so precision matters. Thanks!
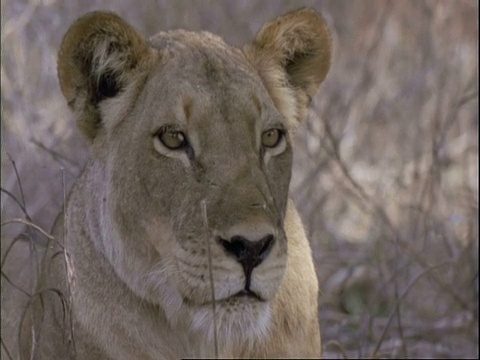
left=232, top=289, right=264, bottom=301
left=183, top=289, right=265, bottom=308
left=213, top=289, right=266, bottom=305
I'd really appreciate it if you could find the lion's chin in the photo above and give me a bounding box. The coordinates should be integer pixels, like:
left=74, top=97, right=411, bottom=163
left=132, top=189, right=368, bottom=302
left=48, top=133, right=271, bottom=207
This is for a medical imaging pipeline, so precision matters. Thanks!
left=190, top=295, right=273, bottom=350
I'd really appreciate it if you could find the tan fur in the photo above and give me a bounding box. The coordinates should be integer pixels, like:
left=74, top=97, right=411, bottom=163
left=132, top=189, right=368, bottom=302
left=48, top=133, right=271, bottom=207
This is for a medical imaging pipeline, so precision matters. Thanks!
left=1, top=8, right=331, bottom=359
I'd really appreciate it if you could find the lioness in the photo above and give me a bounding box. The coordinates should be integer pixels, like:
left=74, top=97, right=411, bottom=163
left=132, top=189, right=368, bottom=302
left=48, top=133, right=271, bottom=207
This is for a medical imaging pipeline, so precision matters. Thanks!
left=1, top=7, right=331, bottom=359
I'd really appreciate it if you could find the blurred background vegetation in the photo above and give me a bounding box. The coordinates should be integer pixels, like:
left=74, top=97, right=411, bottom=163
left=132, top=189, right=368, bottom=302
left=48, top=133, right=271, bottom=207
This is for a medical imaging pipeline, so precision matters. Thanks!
left=1, top=0, right=478, bottom=358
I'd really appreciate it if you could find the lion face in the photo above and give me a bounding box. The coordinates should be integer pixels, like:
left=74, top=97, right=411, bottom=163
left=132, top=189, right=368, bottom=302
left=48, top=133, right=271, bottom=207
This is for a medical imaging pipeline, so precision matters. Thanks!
left=108, top=35, right=291, bottom=343
left=58, top=10, right=331, bottom=348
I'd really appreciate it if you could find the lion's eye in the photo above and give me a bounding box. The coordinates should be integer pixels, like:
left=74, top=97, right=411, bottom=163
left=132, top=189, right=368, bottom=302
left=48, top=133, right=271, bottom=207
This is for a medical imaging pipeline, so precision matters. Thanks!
left=261, top=129, right=283, bottom=148
left=158, top=128, right=188, bottom=150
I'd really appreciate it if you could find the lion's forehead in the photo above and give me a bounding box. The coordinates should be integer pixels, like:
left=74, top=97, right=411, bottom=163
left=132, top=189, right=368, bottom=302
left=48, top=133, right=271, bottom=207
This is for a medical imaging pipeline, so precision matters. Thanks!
left=146, top=30, right=265, bottom=98
left=136, top=37, right=282, bottom=142
left=148, top=29, right=249, bottom=70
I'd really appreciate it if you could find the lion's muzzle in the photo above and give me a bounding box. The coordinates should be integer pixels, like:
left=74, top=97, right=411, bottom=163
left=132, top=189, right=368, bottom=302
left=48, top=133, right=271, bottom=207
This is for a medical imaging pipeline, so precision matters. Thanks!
left=217, top=234, right=275, bottom=292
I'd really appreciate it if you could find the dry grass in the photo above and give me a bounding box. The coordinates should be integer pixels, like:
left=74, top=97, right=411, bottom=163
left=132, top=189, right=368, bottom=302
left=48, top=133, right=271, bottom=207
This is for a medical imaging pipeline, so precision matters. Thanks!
left=1, top=0, right=478, bottom=358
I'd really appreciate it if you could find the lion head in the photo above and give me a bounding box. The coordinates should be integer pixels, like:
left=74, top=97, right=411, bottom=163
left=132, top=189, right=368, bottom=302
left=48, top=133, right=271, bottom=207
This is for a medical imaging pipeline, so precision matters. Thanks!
left=57, top=8, right=331, bottom=352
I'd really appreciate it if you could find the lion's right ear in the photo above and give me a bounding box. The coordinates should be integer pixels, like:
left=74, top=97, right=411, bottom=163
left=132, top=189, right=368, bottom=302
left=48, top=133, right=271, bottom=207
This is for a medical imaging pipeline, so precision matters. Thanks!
left=58, top=11, right=154, bottom=140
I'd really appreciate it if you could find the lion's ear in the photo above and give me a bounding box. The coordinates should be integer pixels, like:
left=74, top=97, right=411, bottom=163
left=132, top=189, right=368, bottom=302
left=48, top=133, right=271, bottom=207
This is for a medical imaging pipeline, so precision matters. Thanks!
left=244, top=8, right=332, bottom=127
left=58, top=11, right=153, bottom=139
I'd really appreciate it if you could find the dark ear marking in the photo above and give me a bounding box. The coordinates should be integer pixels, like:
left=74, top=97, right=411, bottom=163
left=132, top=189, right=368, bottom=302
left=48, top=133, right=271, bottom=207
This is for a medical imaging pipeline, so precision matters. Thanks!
left=96, top=72, right=121, bottom=101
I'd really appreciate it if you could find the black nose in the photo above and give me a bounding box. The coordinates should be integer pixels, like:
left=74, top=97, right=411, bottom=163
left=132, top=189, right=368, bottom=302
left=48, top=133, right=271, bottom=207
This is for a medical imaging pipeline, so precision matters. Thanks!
left=218, top=234, right=275, bottom=289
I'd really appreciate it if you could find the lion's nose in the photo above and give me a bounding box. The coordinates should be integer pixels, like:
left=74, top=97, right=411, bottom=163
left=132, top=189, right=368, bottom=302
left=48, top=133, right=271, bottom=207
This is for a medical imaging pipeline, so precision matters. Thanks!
left=218, top=234, right=275, bottom=289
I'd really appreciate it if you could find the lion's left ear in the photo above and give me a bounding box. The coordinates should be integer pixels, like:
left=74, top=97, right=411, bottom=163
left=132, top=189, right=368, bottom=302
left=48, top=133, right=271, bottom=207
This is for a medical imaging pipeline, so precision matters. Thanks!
left=244, top=8, right=332, bottom=128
